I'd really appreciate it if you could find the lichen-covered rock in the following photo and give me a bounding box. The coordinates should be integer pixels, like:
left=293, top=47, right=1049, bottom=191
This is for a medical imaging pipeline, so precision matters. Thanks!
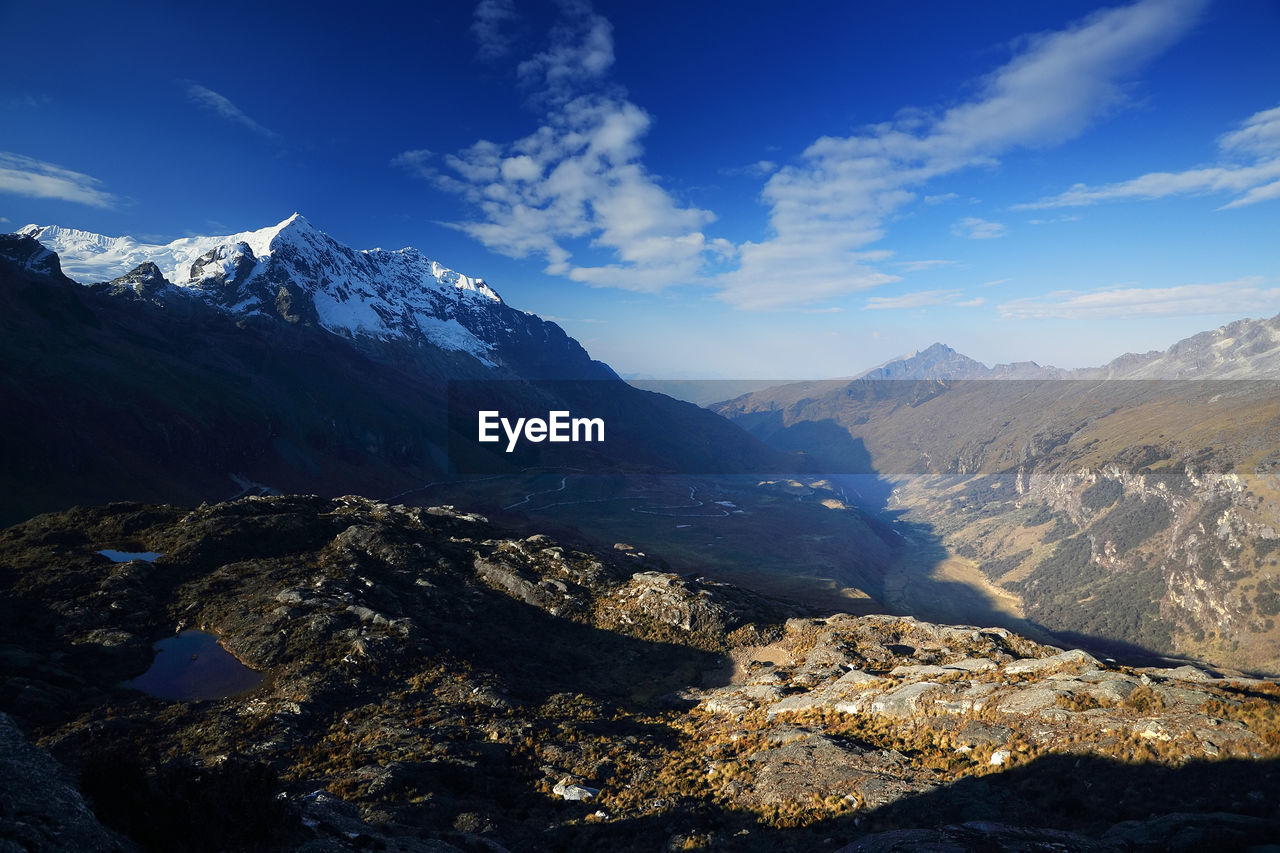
left=2, top=495, right=1279, bottom=852
left=745, top=734, right=932, bottom=810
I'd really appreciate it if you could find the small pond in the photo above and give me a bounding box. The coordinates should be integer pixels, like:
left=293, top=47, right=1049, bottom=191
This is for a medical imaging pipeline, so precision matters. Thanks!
left=98, top=549, right=164, bottom=563
left=125, top=630, right=263, bottom=701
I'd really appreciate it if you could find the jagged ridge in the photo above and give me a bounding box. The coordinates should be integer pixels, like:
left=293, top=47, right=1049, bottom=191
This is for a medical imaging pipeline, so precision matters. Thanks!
left=19, top=215, right=603, bottom=373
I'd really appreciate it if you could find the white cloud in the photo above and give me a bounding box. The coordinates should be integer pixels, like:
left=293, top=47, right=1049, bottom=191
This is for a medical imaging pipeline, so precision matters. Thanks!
left=1017, top=103, right=1280, bottom=210
left=998, top=277, right=1280, bottom=319
left=424, top=2, right=725, bottom=293
left=863, top=289, right=965, bottom=310
left=184, top=82, right=278, bottom=139
left=413, top=0, right=1205, bottom=310
left=472, top=0, right=519, bottom=60
left=390, top=149, right=434, bottom=179
left=1221, top=178, right=1280, bottom=209
left=517, top=0, right=615, bottom=104
left=715, top=0, right=1205, bottom=309
left=0, top=152, right=118, bottom=208
left=1218, top=105, right=1280, bottom=157
left=897, top=259, right=956, bottom=272
left=923, top=192, right=958, bottom=205
left=952, top=217, right=1007, bottom=239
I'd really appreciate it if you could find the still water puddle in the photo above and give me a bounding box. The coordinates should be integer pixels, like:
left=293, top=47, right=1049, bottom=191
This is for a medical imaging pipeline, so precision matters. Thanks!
left=125, top=630, right=263, bottom=701
left=98, top=550, right=163, bottom=562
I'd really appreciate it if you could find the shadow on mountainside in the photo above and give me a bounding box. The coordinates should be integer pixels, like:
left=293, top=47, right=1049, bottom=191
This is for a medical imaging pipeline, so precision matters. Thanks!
left=767, top=420, right=1058, bottom=646
left=686, top=410, right=1196, bottom=667
left=538, top=752, right=1280, bottom=852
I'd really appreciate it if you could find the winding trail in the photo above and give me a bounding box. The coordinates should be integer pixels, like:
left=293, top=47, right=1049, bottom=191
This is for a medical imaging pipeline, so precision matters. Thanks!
left=386, top=474, right=506, bottom=502
left=509, top=481, right=735, bottom=518
left=504, top=476, right=568, bottom=510
left=631, top=485, right=730, bottom=518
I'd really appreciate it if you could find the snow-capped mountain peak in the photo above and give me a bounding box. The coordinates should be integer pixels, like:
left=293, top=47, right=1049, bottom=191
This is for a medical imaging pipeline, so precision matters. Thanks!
left=17, top=215, right=548, bottom=366
left=19, top=214, right=500, bottom=299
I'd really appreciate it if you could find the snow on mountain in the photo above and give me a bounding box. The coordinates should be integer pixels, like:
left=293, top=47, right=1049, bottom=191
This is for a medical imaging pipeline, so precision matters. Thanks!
left=19, top=214, right=511, bottom=363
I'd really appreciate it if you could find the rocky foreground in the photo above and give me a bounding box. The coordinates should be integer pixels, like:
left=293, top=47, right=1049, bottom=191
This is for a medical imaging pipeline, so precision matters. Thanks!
left=1, top=496, right=1279, bottom=851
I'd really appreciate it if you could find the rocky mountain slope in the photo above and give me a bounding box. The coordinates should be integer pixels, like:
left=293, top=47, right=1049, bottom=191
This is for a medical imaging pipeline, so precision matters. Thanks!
left=0, top=226, right=798, bottom=526
left=2, top=495, right=1278, bottom=851
left=715, top=379, right=1280, bottom=673
left=1086, top=312, right=1280, bottom=379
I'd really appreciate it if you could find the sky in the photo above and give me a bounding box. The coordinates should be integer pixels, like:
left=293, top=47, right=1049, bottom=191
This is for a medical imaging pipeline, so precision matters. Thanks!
left=2, top=0, right=1279, bottom=378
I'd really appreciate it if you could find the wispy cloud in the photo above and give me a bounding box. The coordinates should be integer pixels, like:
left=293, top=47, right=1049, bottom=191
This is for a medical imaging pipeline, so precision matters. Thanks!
left=412, top=1, right=729, bottom=294
left=0, top=152, right=118, bottom=208
left=715, top=0, right=1206, bottom=309
left=403, top=0, right=1206, bottom=311
left=7, top=94, right=51, bottom=109
left=1016, top=104, right=1280, bottom=210
left=896, top=259, right=956, bottom=272
left=516, top=0, right=615, bottom=105
left=952, top=217, right=1007, bottom=239
left=184, top=82, right=279, bottom=139
left=721, top=160, right=779, bottom=179
left=863, top=289, right=978, bottom=310
left=472, top=0, right=520, bottom=60
left=390, top=149, right=434, bottom=179
left=998, top=277, right=1280, bottom=319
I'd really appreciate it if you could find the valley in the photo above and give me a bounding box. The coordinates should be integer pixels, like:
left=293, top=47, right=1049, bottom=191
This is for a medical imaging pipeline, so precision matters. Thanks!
left=716, top=378, right=1280, bottom=674
left=9, top=219, right=1280, bottom=678
left=5, top=216, right=1280, bottom=850
left=6, top=2, right=1280, bottom=848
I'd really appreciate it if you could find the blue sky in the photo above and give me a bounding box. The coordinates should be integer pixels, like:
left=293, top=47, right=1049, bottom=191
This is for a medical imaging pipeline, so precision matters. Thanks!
left=2, top=0, right=1278, bottom=377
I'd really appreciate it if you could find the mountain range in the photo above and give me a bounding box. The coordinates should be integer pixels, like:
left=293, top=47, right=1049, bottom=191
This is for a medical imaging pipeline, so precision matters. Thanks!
left=5, top=215, right=1280, bottom=849
left=17, top=214, right=612, bottom=380
left=0, top=217, right=796, bottom=526
left=854, top=316, right=1280, bottom=381
left=630, top=317, right=1280, bottom=407
left=10, top=213, right=1280, bottom=674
